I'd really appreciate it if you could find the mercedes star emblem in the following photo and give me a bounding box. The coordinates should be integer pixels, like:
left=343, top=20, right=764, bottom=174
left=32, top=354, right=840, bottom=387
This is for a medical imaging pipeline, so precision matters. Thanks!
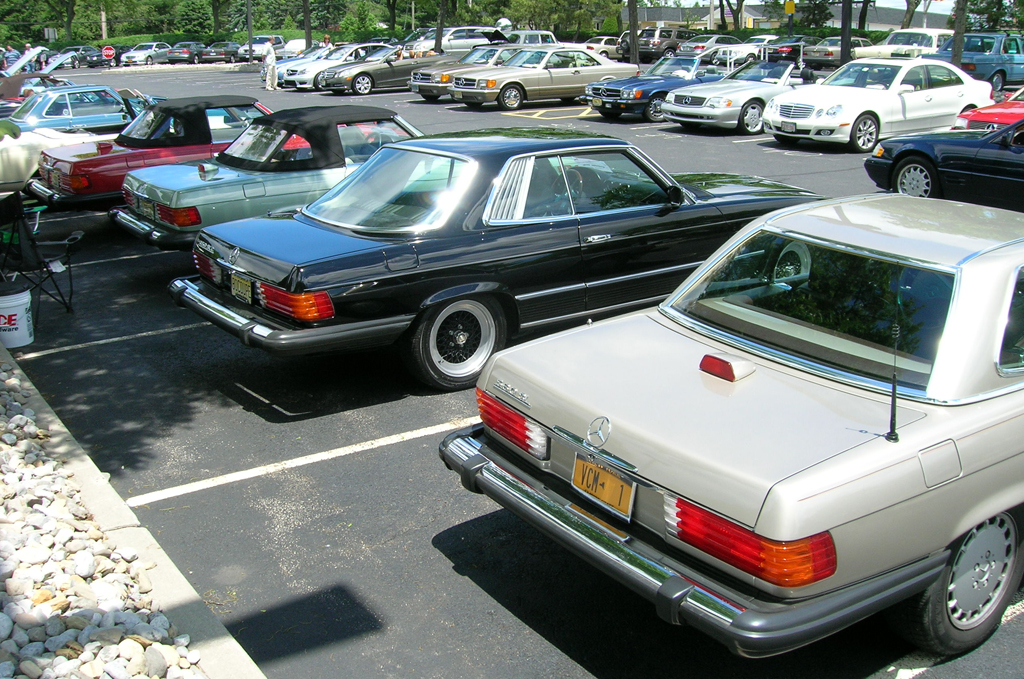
left=228, top=247, right=240, bottom=265
left=682, top=95, right=692, bottom=105
left=586, top=416, right=612, bottom=448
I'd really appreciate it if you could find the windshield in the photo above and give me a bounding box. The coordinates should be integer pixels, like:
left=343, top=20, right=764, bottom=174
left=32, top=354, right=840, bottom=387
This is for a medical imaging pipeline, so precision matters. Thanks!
left=648, top=56, right=699, bottom=75
left=504, top=49, right=548, bottom=68
left=669, top=231, right=954, bottom=390
left=364, top=47, right=395, bottom=61
left=745, top=36, right=771, bottom=44
left=884, top=32, right=931, bottom=46
left=305, top=148, right=473, bottom=231
left=727, top=60, right=790, bottom=82
left=134, top=44, right=156, bottom=51
left=458, top=47, right=502, bottom=64
left=823, top=61, right=899, bottom=88
left=173, top=43, right=194, bottom=48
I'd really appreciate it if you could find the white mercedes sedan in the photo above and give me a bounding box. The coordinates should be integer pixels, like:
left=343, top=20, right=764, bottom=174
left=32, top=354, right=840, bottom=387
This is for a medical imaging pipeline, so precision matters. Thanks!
left=763, top=57, right=994, bottom=152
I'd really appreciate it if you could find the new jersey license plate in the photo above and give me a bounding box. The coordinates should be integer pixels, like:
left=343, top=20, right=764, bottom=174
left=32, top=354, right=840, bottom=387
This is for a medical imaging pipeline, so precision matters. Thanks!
left=231, top=273, right=252, bottom=304
left=572, top=454, right=635, bottom=519
left=410, top=83, right=419, bottom=91
left=781, top=121, right=796, bottom=133
left=452, top=90, right=463, bottom=99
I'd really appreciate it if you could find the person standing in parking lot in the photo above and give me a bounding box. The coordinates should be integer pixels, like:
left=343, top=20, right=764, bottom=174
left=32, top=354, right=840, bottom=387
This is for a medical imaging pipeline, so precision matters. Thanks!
left=3, top=46, right=21, bottom=70
left=263, top=43, right=278, bottom=90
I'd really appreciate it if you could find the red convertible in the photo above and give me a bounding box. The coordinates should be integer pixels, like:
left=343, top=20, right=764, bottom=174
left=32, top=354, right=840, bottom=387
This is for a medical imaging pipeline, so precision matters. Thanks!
left=27, top=95, right=270, bottom=208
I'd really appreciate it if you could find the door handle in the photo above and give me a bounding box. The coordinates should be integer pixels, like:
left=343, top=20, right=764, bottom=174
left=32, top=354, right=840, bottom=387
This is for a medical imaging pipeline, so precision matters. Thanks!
left=925, top=96, right=932, bottom=102
left=957, top=91, right=964, bottom=96
left=585, top=234, right=611, bottom=243
left=572, top=70, right=581, bottom=75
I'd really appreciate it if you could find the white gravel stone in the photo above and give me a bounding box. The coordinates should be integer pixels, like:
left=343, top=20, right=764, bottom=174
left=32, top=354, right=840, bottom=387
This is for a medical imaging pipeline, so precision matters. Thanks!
left=72, top=552, right=95, bottom=579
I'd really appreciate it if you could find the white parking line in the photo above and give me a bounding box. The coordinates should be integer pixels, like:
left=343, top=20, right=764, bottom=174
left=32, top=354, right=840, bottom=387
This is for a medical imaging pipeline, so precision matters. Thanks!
left=16, top=324, right=208, bottom=360
left=125, top=416, right=481, bottom=507
left=732, top=137, right=768, bottom=143
left=79, top=251, right=180, bottom=267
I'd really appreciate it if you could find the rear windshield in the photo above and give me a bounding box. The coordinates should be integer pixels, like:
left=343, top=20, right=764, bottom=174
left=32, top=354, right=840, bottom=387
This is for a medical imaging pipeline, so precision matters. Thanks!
left=885, top=32, right=931, bottom=46
left=670, top=231, right=954, bottom=389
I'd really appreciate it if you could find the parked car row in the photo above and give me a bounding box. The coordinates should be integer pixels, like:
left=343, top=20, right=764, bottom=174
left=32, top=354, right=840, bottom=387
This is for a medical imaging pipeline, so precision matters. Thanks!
left=9, top=70, right=1024, bottom=666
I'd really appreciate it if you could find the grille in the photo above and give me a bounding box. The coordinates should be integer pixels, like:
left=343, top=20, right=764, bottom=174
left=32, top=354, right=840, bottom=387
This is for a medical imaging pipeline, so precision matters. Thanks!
left=453, top=77, right=476, bottom=88
left=590, top=85, right=622, bottom=98
left=778, top=103, right=815, bottom=119
left=411, top=72, right=431, bottom=83
left=285, top=68, right=299, bottom=76
left=967, top=119, right=1006, bottom=131
left=672, top=94, right=706, bottom=107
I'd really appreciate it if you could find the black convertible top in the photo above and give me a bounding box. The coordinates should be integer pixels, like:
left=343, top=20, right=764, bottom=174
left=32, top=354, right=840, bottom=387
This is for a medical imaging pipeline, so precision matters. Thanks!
left=217, top=105, right=400, bottom=173
left=116, top=95, right=260, bottom=148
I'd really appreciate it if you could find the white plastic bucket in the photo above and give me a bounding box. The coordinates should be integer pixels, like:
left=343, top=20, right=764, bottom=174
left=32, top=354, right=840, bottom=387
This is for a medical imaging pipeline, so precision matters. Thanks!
left=0, top=282, right=33, bottom=349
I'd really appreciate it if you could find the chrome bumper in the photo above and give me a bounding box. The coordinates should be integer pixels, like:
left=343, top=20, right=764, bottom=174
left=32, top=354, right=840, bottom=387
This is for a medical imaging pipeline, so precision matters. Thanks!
left=27, top=179, right=120, bottom=208
left=440, top=425, right=949, bottom=658
left=168, top=277, right=416, bottom=357
left=110, top=207, right=196, bottom=250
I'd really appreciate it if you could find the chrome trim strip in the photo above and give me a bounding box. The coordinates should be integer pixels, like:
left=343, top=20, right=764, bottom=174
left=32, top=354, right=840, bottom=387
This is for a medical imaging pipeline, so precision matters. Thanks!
left=587, top=261, right=701, bottom=289
left=553, top=426, right=638, bottom=472
left=687, top=586, right=745, bottom=624
left=518, top=295, right=664, bottom=329
left=515, top=283, right=587, bottom=302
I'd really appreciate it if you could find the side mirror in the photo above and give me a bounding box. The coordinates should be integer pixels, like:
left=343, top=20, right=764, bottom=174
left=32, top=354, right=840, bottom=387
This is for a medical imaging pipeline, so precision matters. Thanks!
left=696, top=69, right=706, bottom=77
left=386, top=54, right=397, bottom=62
left=898, top=83, right=915, bottom=95
left=666, top=185, right=683, bottom=207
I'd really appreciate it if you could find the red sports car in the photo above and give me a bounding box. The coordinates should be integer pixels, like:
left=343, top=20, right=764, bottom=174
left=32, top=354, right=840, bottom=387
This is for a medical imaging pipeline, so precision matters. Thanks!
left=27, top=95, right=270, bottom=208
left=954, top=87, right=1024, bottom=130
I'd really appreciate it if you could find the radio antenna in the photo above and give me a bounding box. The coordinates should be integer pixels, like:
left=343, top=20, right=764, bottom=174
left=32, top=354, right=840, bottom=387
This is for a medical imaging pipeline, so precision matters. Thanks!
left=885, top=271, right=901, bottom=443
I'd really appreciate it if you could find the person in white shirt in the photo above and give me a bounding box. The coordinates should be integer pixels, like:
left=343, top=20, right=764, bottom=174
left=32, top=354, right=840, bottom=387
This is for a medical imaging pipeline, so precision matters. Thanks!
left=263, top=44, right=278, bottom=90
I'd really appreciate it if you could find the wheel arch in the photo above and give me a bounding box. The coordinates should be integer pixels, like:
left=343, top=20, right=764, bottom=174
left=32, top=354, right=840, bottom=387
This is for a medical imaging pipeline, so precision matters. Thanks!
left=420, top=283, right=521, bottom=332
left=502, top=81, right=527, bottom=99
left=890, top=148, right=941, bottom=185
left=943, top=488, right=1024, bottom=550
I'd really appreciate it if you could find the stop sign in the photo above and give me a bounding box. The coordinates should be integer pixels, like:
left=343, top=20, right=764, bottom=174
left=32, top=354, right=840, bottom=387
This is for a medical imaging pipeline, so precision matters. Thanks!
left=102, top=46, right=115, bottom=59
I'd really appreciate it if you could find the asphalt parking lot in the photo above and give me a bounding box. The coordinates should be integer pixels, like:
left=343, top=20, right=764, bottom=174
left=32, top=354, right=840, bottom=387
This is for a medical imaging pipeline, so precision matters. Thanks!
left=11, top=65, right=1024, bottom=678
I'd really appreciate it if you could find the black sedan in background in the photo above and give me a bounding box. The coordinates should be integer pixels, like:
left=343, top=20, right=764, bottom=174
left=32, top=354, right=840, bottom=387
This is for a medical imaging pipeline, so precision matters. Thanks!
left=169, top=130, right=819, bottom=390
left=85, top=45, right=132, bottom=67
left=864, top=121, right=1024, bottom=210
left=200, top=42, right=241, bottom=63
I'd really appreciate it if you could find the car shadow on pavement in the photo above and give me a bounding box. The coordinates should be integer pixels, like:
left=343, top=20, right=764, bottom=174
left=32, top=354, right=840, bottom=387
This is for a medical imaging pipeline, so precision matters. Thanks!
left=433, top=510, right=916, bottom=679
left=221, top=583, right=385, bottom=664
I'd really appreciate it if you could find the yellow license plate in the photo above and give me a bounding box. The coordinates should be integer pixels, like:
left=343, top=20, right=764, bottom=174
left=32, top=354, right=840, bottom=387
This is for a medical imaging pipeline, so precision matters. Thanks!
left=572, top=454, right=635, bottom=519
left=231, top=273, right=252, bottom=304
left=591, top=98, right=603, bottom=107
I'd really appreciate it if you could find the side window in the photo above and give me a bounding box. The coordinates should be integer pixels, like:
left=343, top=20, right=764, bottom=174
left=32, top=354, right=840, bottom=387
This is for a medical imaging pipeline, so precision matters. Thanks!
left=1000, top=269, right=1024, bottom=369
left=560, top=151, right=667, bottom=214
left=574, top=52, right=600, bottom=67
left=901, top=66, right=927, bottom=91
left=1006, top=38, right=1021, bottom=55
left=68, top=90, right=123, bottom=115
left=523, top=157, right=570, bottom=219
left=548, top=52, right=573, bottom=68
left=541, top=34, right=556, bottom=44
left=44, top=94, right=70, bottom=117
left=273, top=133, right=313, bottom=162
left=526, top=34, right=540, bottom=44
left=336, top=121, right=412, bottom=163
left=451, top=30, right=468, bottom=40
left=927, top=64, right=962, bottom=88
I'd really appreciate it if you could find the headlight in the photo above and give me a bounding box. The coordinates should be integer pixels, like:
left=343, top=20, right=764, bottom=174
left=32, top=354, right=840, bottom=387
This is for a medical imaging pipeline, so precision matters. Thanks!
left=953, top=116, right=968, bottom=129
left=706, top=97, right=733, bottom=108
left=825, top=104, right=842, bottom=118
left=767, top=98, right=778, bottom=112
left=621, top=88, right=635, bottom=99
left=585, top=85, right=594, bottom=95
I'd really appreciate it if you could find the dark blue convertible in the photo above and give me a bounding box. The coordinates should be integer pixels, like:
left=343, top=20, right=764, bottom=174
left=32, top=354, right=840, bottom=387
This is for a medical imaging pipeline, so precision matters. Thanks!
left=581, top=56, right=727, bottom=122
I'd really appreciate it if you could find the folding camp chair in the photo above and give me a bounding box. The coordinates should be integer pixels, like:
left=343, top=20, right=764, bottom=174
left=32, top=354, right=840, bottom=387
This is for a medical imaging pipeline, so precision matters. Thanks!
left=0, top=190, right=82, bottom=317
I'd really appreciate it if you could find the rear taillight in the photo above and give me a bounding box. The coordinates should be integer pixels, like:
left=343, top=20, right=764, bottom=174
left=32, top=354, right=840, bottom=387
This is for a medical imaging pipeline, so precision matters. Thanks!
left=156, top=204, right=202, bottom=227
left=665, top=494, right=836, bottom=587
left=122, top=188, right=135, bottom=207
left=256, top=283, right=334, bottom=321
left=779, top=46, right=792, bottom=53
left=193, top=251, right=221, bottom=284
left=60, top=174, right=90, bottom=192
left=477, top=388, right=548, bottom=460
left=694, top=44, right=706, bottom=50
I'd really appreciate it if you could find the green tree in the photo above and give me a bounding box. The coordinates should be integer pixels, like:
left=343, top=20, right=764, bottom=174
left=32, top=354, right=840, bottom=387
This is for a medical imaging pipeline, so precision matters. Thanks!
left=177, top=0, right=214, bottom=34
left=965, top=0, right=1007, bottom=29
left=800, top=0, right=833, bottom=27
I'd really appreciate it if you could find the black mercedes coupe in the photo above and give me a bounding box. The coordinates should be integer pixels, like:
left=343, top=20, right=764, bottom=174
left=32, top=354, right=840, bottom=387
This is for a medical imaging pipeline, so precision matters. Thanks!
left=169, top=130, right=820, bottom=390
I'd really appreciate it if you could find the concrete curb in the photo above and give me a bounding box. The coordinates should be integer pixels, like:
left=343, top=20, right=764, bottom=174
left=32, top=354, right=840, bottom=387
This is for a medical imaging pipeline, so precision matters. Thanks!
left=0, top=344, right=267, bottom=679
left=102, top=63, right=262, bottom=74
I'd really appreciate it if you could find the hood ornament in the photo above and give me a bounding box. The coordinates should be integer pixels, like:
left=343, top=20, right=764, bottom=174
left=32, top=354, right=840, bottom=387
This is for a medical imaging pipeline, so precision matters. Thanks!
left=586, top=416, right=611, bottom=448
